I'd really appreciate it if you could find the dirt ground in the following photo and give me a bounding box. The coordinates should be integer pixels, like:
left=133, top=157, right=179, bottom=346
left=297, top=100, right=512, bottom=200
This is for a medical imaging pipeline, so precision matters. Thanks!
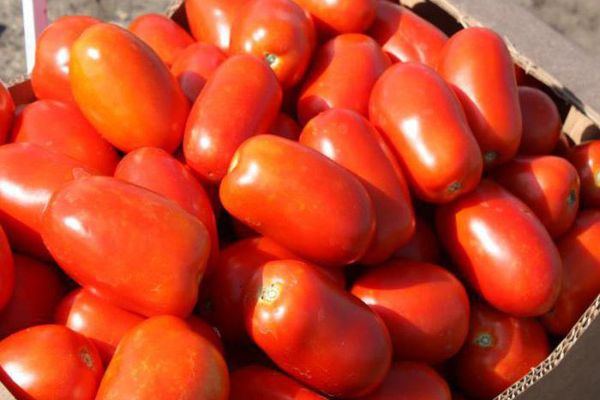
left=0, top=0, right=598, bottom=82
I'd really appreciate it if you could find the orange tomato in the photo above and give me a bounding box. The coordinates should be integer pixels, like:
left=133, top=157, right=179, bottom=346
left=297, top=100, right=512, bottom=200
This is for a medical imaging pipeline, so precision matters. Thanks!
left=0, top=82, right=15, bottom=144
left=517, top=86, right=562, bottom=155
left=292, top=0, right=376, bottom=36
left=0, top=225, right=13, bottom=312
left=185, top=0, right=249, bottom=51
left=569, top=140, right=600, bottom=208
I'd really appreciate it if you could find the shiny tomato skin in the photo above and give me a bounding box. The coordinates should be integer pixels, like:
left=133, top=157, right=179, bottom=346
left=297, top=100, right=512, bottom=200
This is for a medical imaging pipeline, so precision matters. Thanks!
left=517, top=86, right=562, bottom=155
left=436, top=180, right=562, bottom=317
left=0, top=226, right=13, bottom=311
left=299, top=108, right=415, bottom=264
left=492, top=156, right=580, bottom=238
left=542, top=210, right=600, bottom=335
left=129, top=13, right=194, bottom=66
left=0, top=83, right=14, bottom=144
left=392, top=216, right=441, bottom=264
left=368, top=1, right=447, bottom=67
left=454, top=302, right=549, bottom=399
left=297, top=34, right=390, bottom=125
left=70, top=23, right=189, bottom=153
left=292, top=0, right=376, bottom=35
left=568, top=141, right=600, bottom=208
left=230, top=0, right=316, bottom=88
left=31, top=16, right=100, bottom=103
left=352, top=260, right=469, bottom=364
left=0, top=324, right=103, bottom=400
left=171, top=42, right=227, bottom=103
left=41, top=176, right=210, bottom=318
left=185, top=0, right=249, bottom=51
left=96, top=315, right=228, bottom=400
left=438, top=27, right=522, bottom=167
left=369, top=62, right=483, bottom=203
left=10, top=99, right=119, bottom=175
left=184, top=55, right=282, bottom=183
left=220, top=135, right=375, bottom=267
left=244, top=259, right=392, bottom=398
left=0, top=143, right=95, bottom=260
left=270, top=113, right=301, bottom=140
left=358, top=362, right=451, bottom=400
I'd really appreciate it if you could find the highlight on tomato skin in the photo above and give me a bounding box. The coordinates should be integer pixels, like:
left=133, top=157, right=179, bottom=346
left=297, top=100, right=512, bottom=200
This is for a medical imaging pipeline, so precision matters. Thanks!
left=185, top=0, right=249, bottom=51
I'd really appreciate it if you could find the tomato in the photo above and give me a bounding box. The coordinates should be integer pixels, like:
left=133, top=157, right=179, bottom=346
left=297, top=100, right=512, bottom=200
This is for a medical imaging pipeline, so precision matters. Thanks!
left=114, top=147, right=219, bottom=272
left=358, top=362, right=451, bottom=400
left=297, top=34, right=390, bottom=124
left=352, top=260, right=469, bottom=364
left=270, top=113, right=301, bottom=140
left=185, top=316, right=225, bottom=356
left=542, top=210, right=600, bottom=335
left=184, top=55, right=282, bottom=183
left=221, top=135, right=375, bottom=266
left=568, top=141, right=600, bottom=208
left=0, top=143, right=95, bottom=260
left=392, top=216, right=441, bottom=264
left=438, top=27, right=522, bottom=167
left=185, top=0, right=249, bottom=51
left=230, top=0, right=316, bottom=88
left=0, top=324, right=103, bottom=400
left=368, top=1, right=447, bottom=67
left=292, top=0, right=376, bottom=36
left=129, top=13, right=194, bottom=66
left=70, top=23, right=189, bottom=153
left=0, top=82, right=14, bottom=144
left=244, top=259, right=392, bottom=398
left=96, top=315, right=228, bottom=400
left=517, top=86, right=562, bottom=155
left=299, top=108, right=414, bottom=264
left=369, top=62, right=483, bottom=203
left=31, top=16, right=100, bottom=103
left=492, top=156, right=580, bottom=238
left=0, top=226, right=13, bottom=312
left=171, top=42, right=226, bottom=102
left=10, top=99, right=120, bottom=175
left=454, top=302, right=549, bottom=399
left=553, top=133, right=574, bottom=157
left=41, top=176, right=210, bottom=317
left=436, top=180, right=562, bottom=317
left=230, top=365, right=326, bottom=399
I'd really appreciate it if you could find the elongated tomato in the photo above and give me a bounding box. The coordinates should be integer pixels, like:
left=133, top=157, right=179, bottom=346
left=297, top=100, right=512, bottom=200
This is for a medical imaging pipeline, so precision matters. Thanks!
left=392, top=216, right=441, bottom=264
left=96, top=316, right=228, bottom=400
left=244, top=260, right=392, bottom=398
left=220, top=135, right=375, bottom=267
left=41, top=176, right=210, bottom=317
left=171, top=42, right=226, bottom=102
left=518, top=86, right=562, bottom=155
left=300, top=108, right=414, bottom=264
left=369, top=62, right=483, bottom=203
left=0, top=82, right=14, bottom=144
left=368, top=1, right=447, bottom=67
left=185, top=0, right=249, bottom=51
left=492, top=156, right=580, bottom=238
left=298, top=34, right=389, bottom=124
left=184, top=55, right=282, bottom=183
left=436, top=180, right=562, bottom=317
left=569, top=140, right=600, bottom=208
left=0, top=225, right=13, bottom=312
left=292, top=0, right=376, bottom=35
left=438, top=27, right=522, bottom=167
left=70, top=23, right=189, bottom=153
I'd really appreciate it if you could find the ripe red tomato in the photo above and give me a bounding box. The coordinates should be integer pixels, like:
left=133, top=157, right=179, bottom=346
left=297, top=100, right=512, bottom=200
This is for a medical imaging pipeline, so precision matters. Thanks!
left=185, top=0, right=249, bottom=51
left=244, top=259, right=392, bottom=398
left=185, top=316, right=225, bottom=356
left=10, top=99, right=120, bottom=175
left=292, top=0, right=376, bottom=36
left=454, top=302, right=550, bottom=399
left=553, top=133, right=574, bottom=157
left=369, top=62, right=483, bottom=203
left=171, top=42, right=226, bottom=102
left=492, top=156, right=580, bottom=238
left=517, top=86, right=562, bottom=155
left=129, top=13, right=194, bottom=66
left=96, top=315, right=228, bottom=400
left=368, top=1, right=447, bottom=67
left=70, top=23, right=189, bottom=153
left=300, top=108, right=415, bottom=264
left=0, top=143, right=95, bottom=260
left=220, top=135, right=375, bottom=266
left=31, top=16, right=100, bottom=103
left=542, top=210, right=600, bottom=335
left=270, top=113, right=302, bottom=140
left=230, top=0, right=316, bottom=88
left=41, top=176, right=210, bottom=317
left=230, top=365, right=326, bottom=399
left=352, top=260, right=469, bottom=364
left=436, top=180, right=562, bottom=317
left=298, top=34, right=390, bottom=124
left=358, top=362, right=451, bottom=400
left=0, top=324, right=103, bottom=400
left=0, top=226, right=14, bottom=312
left=568, top=140, right=600, bottom=208
left=392, top=216, right=441, bottom=264
left=184, top=55, right=282, bottom=183
left=0, top=83, right=15, bottom=144
left=438, top=27, right=522, bottom=167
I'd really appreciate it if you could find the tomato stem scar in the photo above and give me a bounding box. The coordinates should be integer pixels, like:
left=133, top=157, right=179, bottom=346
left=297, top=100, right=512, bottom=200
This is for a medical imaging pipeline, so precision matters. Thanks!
left=264, top=53, right=277, bottom=66
left=260, top=282, right=282, bottom=304
left=567, top=189, right=577, bottom=206
left=80, top=347, right=94, bottom=369
left=474, top=332, right=494, bottom=348
left=448, top=181, right=463, bottom=193
left=484, top=151, right=498, bottom=164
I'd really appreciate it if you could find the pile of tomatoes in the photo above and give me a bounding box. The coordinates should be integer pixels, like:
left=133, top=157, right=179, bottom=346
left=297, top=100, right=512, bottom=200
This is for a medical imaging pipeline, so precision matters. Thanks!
left=0, top=0, right=598, bottom=399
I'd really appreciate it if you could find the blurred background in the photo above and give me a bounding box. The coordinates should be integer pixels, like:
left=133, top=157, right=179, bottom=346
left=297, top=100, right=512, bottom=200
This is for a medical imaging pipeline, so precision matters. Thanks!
left=0, top=0, right=598, bottom=82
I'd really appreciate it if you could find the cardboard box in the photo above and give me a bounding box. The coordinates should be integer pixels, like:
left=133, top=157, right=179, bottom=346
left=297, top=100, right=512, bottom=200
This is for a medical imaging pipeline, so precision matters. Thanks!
left=3, top=1, right=600, bottom=399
